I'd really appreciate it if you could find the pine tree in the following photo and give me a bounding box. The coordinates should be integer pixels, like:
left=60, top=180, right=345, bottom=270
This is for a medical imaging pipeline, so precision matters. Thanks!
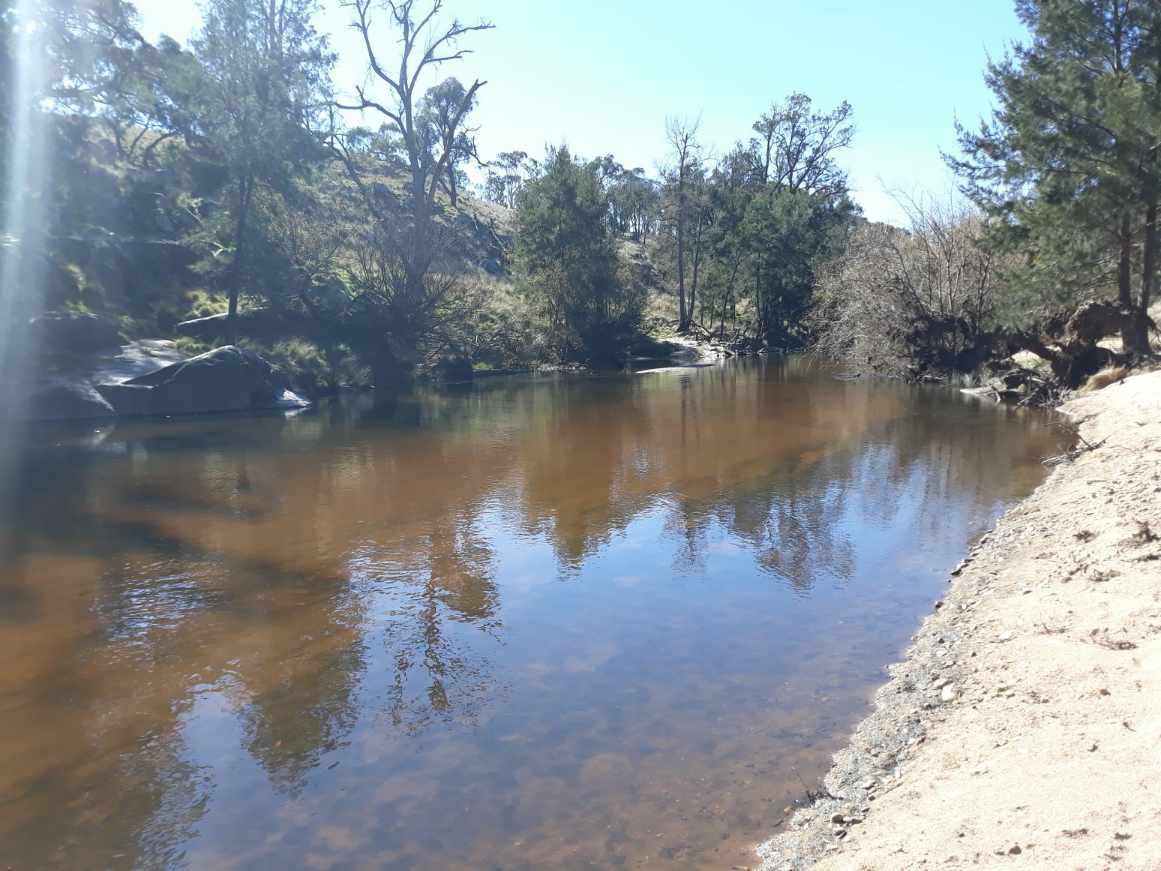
left=949, top=0, right=1161, bottom=353
left=516, top=147, right=641, bottom=362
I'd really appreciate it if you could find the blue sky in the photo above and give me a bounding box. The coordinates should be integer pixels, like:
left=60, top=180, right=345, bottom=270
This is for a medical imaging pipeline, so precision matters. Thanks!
left=132, top=0, right=1027, bottom=225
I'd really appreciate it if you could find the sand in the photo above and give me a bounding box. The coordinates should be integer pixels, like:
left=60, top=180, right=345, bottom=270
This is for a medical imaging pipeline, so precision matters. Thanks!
left=757, top=369, right=1161, bottom=871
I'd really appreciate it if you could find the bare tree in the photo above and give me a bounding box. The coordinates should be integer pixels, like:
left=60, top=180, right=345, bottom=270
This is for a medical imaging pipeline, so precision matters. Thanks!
left=330, top=0, right=492, bottom=382
left=664, top=116, right=702, bottom=332
left=811, top=192, right=999, bottom=375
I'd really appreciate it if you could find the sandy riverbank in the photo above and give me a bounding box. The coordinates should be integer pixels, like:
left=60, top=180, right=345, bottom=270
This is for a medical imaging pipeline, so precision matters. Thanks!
left=758, top=369, right=1161, bottom=870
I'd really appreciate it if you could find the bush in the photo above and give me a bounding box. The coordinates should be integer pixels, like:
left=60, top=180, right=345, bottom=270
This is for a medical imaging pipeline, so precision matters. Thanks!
left=811, top=198, right=999, bottom=376
left=516, top=146, right=645, bottom=364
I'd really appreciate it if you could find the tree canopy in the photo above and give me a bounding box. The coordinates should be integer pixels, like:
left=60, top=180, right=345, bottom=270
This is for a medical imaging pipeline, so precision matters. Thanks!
left=949, top=0, right=1161, bottom=351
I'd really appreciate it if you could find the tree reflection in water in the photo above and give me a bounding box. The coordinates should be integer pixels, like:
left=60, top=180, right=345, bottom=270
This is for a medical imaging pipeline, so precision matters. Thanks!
left=0, top=360, right=1071, bottom=870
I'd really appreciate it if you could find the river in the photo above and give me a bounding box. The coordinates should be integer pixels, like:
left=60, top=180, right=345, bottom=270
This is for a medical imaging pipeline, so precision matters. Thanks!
left=0, top=359, right=1070, bottom=870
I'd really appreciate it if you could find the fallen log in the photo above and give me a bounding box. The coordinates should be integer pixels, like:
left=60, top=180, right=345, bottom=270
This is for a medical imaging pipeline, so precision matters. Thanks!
left=1004, top=300, right=1139, bottom=389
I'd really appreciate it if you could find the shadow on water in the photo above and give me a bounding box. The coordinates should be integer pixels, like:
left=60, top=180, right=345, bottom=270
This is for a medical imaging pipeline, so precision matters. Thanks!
left=0, top=359, right=1072, bottom=869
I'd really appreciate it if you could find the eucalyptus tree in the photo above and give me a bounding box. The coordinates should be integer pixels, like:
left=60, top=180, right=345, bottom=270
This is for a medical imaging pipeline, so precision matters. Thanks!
left=332, top=0, right=492, bottom=385
left=418, top=76, right=479, bottom=206
left=663, top=116, right=703, bottom=332
left=29, top=0, right=193, bottom=167
left=949, top=0, right=1161, bottom=353
left=660, top=96, right=856, bottom=345
left=751, top=93, right=854, bottom=195
left=608, top=167, right=660, bottom=243
left=483, top=149, right=532, bottom=208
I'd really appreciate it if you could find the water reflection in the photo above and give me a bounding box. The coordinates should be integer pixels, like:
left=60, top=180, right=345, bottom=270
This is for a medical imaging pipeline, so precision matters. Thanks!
left=0, top=360, right=1070, bottom=869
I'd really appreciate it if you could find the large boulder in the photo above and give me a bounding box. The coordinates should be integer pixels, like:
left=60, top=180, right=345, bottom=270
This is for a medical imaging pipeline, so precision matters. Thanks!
left=25, top=380, right=116, bottom=421
left=31, top=311, right=123, bottom=355
left=96, top=345, right=305, bottom=417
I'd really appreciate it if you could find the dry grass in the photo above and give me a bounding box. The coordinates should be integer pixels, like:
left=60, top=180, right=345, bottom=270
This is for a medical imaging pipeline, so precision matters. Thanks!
left=1079, top=365, right=1130, bottom=393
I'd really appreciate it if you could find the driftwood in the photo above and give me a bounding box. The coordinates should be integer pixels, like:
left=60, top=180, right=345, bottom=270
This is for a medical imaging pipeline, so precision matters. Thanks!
left=980, top=363, right=1064, bottom=407
left=1042, top=433, right=1108, bottom=466
left=905, top=298, right=1151, bottom=401
left=971, top=299, right=1155, bottom=405
left=1004, top=300, right=1142, bottom=389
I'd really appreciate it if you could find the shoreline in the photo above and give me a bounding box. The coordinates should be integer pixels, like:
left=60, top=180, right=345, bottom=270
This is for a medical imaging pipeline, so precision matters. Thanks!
left=757, top=369, right=1161, bottom=870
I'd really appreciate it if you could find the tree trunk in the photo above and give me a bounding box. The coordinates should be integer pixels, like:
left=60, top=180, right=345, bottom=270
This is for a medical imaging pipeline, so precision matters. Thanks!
left=1117, top=212, right=1137, bottom=353
left=676, top=185, right=687, bottom=331
left=225, top=175, right=253, bottom=346
left=370, top=345, right=414, bottom=397
left=690, top=213, right=704, bottom=327
left=448, top=167, right=459, bottom=208
left=1131, top=196, right=1158, bottom=355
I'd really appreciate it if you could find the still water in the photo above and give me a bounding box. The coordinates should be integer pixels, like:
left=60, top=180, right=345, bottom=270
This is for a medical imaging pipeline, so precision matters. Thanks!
left=0, top=359, right=1069, bottom=870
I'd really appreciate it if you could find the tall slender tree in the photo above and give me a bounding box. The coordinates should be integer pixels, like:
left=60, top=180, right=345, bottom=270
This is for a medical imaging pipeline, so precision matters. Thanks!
left=664, top=117, right=702, bottom=332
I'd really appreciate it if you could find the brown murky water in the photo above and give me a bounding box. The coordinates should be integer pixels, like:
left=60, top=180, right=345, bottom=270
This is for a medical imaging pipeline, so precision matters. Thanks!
left=0, top=359, right=1070, bottom=870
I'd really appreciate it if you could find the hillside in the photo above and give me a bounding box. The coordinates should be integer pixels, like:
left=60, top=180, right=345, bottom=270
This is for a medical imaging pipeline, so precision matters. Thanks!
left=29, top=129, right=691, bottom=397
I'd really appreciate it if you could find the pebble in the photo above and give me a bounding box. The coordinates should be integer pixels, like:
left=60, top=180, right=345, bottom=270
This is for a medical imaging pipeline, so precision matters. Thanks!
left=941, top=684, right=959, bottom=703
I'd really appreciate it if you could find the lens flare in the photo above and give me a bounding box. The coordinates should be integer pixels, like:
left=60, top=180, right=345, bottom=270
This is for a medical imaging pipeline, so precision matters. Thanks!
left=1, top=0, right=50, bottom=490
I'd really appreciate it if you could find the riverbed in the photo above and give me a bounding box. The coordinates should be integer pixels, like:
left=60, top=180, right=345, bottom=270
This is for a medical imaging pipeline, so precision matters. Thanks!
left=0, top=359, right=1071, bottom=870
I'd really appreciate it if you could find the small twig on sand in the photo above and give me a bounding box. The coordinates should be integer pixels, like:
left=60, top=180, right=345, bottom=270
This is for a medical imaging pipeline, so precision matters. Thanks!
left=1042, top=435, right=1109, bottom=466
left=1089, top=629, right=1139, bottom=651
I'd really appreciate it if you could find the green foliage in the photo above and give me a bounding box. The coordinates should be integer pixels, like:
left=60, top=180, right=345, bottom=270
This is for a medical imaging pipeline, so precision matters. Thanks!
left=648, top=95, right=859, bottom=347
left=516, top=146, right=644, bottom=362
left=188, top=0, right=332, bottom=181
left=25, top=0, right=872, bottom=377
left=460, top=278, right=541, bottom=368
left=483, top=150, right=535, bottom=208
left=949, top=0, right=1161, bottom=347
left=742, top=187, right=857, bottom=348
left=607, top=167, right=661, bottom=243
left=183, top=0, right=334, bottom=332
left=259, top=338, right=368, bottom=395
left=417, top=77, right=479, bottom=205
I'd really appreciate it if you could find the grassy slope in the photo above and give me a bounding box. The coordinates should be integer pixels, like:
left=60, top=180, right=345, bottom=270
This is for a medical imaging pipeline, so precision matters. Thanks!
left=45, top=131, right=686, bottom=391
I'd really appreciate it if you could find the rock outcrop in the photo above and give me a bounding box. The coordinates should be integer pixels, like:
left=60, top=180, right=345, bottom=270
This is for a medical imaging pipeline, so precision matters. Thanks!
left=25, top=380, right=116, bottom=421
left=96, top=345, right=307, bottom=417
